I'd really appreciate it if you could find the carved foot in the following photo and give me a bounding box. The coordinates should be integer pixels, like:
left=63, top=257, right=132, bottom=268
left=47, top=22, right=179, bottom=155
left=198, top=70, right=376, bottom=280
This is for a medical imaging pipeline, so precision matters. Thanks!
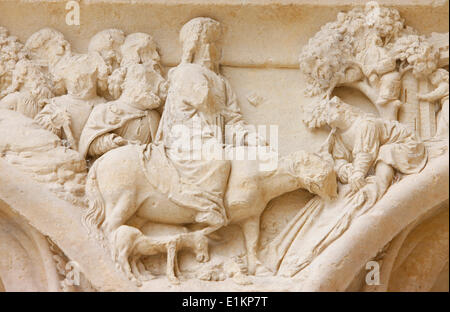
left=130, top=257, right=155, bottom=282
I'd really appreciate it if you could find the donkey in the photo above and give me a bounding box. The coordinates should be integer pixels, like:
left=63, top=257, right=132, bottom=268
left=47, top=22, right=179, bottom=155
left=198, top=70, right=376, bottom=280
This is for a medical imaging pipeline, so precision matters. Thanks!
left=83, top=144, right=337, bottom=283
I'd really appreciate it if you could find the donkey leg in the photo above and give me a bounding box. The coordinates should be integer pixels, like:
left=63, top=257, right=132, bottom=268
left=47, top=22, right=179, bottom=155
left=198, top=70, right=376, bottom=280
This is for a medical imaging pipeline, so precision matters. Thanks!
left=103, top=191, right=138, bottom=242
left=112, top=225, right=142, bottom=286
left=174, top=250, right=181, bottom=277
left=191, top=232, right=210, bottom=263
left=130, top=255, right=154, bottom=282
left=166, top=239, right=180, bottom=285
left=240, top=216, right=261, bottom=275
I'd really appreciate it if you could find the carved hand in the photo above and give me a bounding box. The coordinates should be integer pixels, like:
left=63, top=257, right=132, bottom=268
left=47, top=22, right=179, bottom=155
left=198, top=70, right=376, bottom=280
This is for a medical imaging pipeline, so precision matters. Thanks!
left=349, top=171, right=366, bottom=192
left=338, top=163, right=353, bottom=184
left=112, top=136, right=129, bottom=147
left=51, top=109, right=71, bottom=129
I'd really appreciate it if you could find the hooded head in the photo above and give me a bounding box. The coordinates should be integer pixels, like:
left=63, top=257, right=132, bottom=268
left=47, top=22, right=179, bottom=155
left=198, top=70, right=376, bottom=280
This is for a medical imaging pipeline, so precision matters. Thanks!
left=120, top=32, right=161, bottom=69
left=179, top=17, right=223, bottom=72
left=118, top=63, right=167, bottom=110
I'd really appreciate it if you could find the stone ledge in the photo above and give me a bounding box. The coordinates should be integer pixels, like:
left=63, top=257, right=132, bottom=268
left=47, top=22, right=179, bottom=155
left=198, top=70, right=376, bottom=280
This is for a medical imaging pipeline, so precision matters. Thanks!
left=2, top=0, right=448, bottom=7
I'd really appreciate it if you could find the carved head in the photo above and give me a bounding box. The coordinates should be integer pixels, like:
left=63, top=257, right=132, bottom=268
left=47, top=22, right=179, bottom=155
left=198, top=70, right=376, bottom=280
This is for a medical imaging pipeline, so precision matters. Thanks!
left=25, top=28, right=71, bottom=67
left=88, top=29, right=125, bottom=72
left=283, top=150, right=337, bottom=200
left=325, top=96, right=362, bottom=130
left=364, top=1, right=403, bottom=40
left=118, top=63, right=166, bottom=110
left=10, top=59, right=54, bottom=105
left=60, top=54, right=98, bottom=100
left=120, top=33, right=161, bottom=69
left=179, top=17, right=222, bottom=71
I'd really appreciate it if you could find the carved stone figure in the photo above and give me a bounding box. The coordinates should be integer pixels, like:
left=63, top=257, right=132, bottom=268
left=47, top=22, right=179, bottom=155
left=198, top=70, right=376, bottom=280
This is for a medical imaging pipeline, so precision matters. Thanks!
left=78, top=32, right=168, bottom=159
left=79, top=63, right=166, bottom=159
left=83, top=143, right=336, bottom=282
left=89, top=29, right=125, bottom=75
left=88, top=29, right=125, bottom=100
left=358, top=32, right=402, bottom=120
left=120, top=32, right=160, bottom=67
left=324, top=96, right=427, bottom=200
left=81, top=17, right=337, bottom=283
left=357, top=2, right=404, bottom=120
left=0, top=59, right=54, bottom=118
left=108, top=32, right=165, bottom=100
left=112, top=224, right=210, bottom=284
left=24, top=28, right=72, bottom=96
left=262, top=98, right=428, bottom=279
left=299, top=1, right=448, bottom=139
left=34, top=54, right=106, bottom=151
left=417, top=69, right=449, bottom=139
left=155, top=17, right=268, bottom=231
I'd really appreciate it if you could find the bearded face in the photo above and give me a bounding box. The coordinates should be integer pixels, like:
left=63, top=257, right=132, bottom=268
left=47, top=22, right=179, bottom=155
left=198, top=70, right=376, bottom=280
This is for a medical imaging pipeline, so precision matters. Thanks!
left=121, top=64, right=167, bottom=110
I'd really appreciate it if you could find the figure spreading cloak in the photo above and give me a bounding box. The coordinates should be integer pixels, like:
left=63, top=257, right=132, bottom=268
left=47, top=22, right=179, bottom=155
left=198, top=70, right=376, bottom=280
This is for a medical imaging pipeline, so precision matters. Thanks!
left=331, top=116, right=427, bottom=177
left=78, top=101, right=160, bottom=159
left=262, top=116, right=428, bottom=276
left=34, top=95, right=106, bottom=151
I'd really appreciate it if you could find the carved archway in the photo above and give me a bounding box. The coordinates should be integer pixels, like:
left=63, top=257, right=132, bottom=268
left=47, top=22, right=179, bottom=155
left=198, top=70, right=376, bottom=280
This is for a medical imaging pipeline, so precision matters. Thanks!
left=0, top=200, right=60, bottom=291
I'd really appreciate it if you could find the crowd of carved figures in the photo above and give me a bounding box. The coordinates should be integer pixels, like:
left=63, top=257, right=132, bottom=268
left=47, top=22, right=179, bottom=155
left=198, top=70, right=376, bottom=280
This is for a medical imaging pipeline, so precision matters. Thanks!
left=0, top=2, right=448, bottom=288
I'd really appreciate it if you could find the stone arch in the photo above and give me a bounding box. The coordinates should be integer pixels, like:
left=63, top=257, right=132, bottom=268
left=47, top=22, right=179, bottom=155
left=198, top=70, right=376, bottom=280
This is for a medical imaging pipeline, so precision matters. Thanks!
left=0, top=200, right=60, bottom=291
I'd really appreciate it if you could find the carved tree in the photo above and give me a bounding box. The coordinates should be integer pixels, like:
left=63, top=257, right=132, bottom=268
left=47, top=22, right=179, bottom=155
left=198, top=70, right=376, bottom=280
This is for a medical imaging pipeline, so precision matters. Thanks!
left=391, top=34, right=440, bottom=138
left=0, top=26, right=26, bottom=99
left=299, top=2, right=448, bottom=139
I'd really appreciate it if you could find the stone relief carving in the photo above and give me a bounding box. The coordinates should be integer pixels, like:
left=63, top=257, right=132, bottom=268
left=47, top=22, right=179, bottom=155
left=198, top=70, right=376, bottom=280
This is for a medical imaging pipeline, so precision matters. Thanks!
left=0, top=1, right=448, bottom=292
left=300, top=2, right=448, bottom=141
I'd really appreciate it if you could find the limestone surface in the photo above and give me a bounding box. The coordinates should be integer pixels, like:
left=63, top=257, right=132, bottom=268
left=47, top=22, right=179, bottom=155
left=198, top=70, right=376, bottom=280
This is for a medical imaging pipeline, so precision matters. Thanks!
left=0, top=0, right=448, bottom=292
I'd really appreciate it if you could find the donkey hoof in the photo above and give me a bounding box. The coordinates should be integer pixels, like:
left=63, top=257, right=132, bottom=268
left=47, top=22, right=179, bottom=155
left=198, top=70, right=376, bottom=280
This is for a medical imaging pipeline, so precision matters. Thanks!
left=130, top=276, right=143, bottom=287
left=138, top=272, right=155, bottom=282
left=168, top=276, right=180, bottom=285
left=196, top=254, right=209, bottom=263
